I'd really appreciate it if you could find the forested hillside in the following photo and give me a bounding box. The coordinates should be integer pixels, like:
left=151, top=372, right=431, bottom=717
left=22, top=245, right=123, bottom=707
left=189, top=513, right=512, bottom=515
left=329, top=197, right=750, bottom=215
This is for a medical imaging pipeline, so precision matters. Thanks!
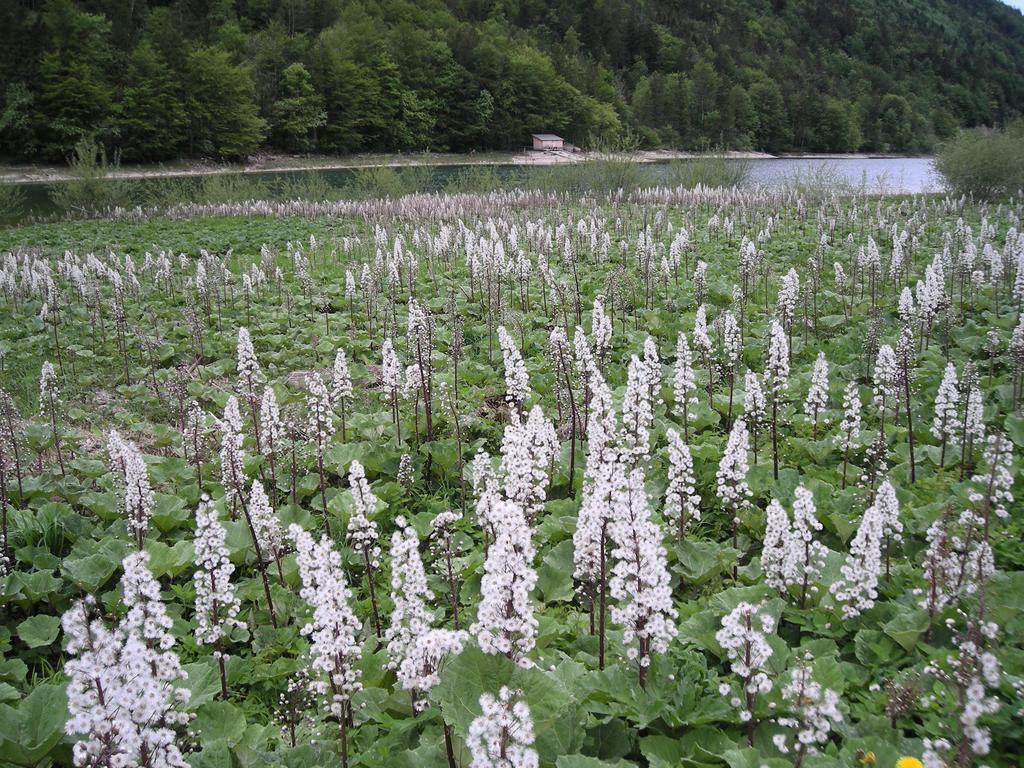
left=2, top=0, right=1023, bottom=162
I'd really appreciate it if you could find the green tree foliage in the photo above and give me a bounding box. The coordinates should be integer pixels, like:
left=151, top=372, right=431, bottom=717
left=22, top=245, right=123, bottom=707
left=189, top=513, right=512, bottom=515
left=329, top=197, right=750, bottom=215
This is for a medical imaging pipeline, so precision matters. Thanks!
left=749, top=81, right=790, bottom=152
left=814, top=98, right=862, bottom=153
left=2, top=0, right=1023, bottom=162
left=185, top=47, right=266, bottom=159
left=35, top=0, right=116, bottom=160
left=271, top=63, right=326, bottom=152
left=116, top=41, right=188, bottom=162
left=0, top=84, right=38, bottom=158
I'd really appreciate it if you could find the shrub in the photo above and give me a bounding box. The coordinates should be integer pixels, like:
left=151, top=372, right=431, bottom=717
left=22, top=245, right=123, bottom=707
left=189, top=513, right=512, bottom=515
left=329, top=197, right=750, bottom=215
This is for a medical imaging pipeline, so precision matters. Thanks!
left=276, top=170, right=334, bottom=201
left=348, top=166, right=406, bottom=199
left=49, top=139, right=129, bottom=215
left=935, top=122, right=1024, bottom=199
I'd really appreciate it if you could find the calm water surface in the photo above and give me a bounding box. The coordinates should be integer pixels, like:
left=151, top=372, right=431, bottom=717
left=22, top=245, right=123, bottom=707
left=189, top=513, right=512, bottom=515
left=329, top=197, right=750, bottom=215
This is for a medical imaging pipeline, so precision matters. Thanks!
left=744, top=157, right=938, bottom=194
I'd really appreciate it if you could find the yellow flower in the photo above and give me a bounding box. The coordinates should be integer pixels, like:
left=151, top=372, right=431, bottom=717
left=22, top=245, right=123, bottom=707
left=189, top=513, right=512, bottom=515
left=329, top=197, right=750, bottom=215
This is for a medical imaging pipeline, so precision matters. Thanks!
left=856, top=751, right=876, bottom=766
left=895, top=758, right=924, bottom=768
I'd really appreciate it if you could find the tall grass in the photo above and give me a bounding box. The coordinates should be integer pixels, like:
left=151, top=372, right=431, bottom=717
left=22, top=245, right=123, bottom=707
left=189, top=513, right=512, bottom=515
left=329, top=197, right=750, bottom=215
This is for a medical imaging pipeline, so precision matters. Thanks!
left=935, top=122, right=1024, bottom=199
left=527, top=158, right=647, bottom=195
left=774, top=162, right=857, bottom=198
left=0, top=180, right=24, bottom=224
left=662, top=156, right=751, bottom=188
left=444, top=164, right=518, bottom=194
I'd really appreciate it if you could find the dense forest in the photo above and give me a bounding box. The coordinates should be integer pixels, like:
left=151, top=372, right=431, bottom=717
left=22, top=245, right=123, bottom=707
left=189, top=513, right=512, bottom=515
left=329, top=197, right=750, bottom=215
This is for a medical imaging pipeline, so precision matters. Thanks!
left=2, top=0, right=1024, bottom=162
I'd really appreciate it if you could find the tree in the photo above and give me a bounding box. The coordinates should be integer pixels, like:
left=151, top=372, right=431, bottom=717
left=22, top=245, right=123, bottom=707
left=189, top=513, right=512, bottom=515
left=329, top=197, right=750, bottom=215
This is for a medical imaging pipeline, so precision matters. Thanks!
left=35, top=0, right=115, bottom=160
left=311, top=28, right=402, bottom=153
left=878, top=93, right=915, bottom=151
left=813, top=97, right=861, bottom=152
left=185, top=47, right=266, bottom=159
left=116, top=41, right=187, bottom=162
left=0, top=83, right=38, bottom=157
left=749, top=80, right=790, bottom=151
left=271, top=62, right=326, bottom=152
left=723, top=84, right=755, bottom=149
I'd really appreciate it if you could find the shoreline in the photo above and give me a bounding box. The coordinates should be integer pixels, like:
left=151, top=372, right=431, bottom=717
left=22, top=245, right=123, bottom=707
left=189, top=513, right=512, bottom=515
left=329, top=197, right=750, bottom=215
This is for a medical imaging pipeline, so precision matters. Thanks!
left=0, top=150, right=932, bottom=186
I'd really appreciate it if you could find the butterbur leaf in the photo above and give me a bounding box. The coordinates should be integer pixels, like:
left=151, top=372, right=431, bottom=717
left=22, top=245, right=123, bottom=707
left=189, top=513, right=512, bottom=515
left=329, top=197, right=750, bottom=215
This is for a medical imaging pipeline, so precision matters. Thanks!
left=640, top=734, right=686, bottom=768
left=556, top=756, right=638, bottom=768
left=0, top=683, right=67, bottom=766
left=192, top=741, right=233, bottom=768
left=537, top=539, right=575, bottom=602
left=194, top=701, right=247, bottom=747
left=145, top=540, right=195, bottom=578
left=434, top=646, right=583, bottom=763
left=882, top=609, right=929, bottom=652
left=723, top=747, right=790, bottom=768
left=62, top=552, right=119, bottom=592
left=17, top=615, right=61, bottom=648
left=184, top=661, right=227, bottom=709
left=673, top=539, right=735, bottom=585
left=1004, top=415, right=1024, bottom=447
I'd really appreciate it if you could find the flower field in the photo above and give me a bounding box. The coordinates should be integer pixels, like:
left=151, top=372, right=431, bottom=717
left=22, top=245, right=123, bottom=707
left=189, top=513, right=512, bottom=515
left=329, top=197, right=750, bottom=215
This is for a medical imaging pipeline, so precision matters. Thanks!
left=0, top=185, right=1022, bottom=768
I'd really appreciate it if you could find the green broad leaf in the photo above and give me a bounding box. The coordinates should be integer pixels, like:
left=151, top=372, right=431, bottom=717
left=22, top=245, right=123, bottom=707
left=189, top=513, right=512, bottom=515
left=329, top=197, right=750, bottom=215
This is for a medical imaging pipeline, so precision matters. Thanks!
left=224, top=520, right=255, bottom=561
left=323, top=442, right=368, bottom=475
left=79, top=491, right=119, bottom=521
left=69, top=457, right=108, bottom=478
left=673, top=539, right=735, bottom=586
left=818, top=314, right=847, bottom=330
left=679, top=727, right=737, bottom=761
left=190, top=741, right=233, bottom=768
left=0, top=683, right=68, bottom=766
left=17, top=614, right=61, bottom=648
left=422, top=438, right=462, bottom=475
left=922, top=444, right=945, bottom=467
left=556, top=756, right=637, bottom=768
left=853, top=630, right=898, bottom=666
left=639, top=735, right=685, bottom=768
left=583, top=717, right=633, bottom=762
left=802, top=437, right=835, bottom=465
left=537, top=539, right=576, bottom=603
left=1005, top=415, right=1024, bottom=447
left=18, top=683, right=68, bottom=752
left=0, top=658, right=28, bottom=684
left=14, top=547, right=61, bottom=572
left=145, top=540, right=195, bottom=578
left=152, top=494, right=190, bottom=532
left=882, top=609, right=929, bottom=652
left=690, top=403, right=721, bottom=432
left=149, top=457, right=197, bottom=487
left=62, top=552, right=119, bottom=592
left=985, top=571, right=1024, bottom=635
left=808, top=653, right=847, bottom=694
left=749, top=462, right=802, bottom=499
left=678, top=608, right=725, bottom=653
left=183, top=661, right=224, bottom=709
left=434, top=646, right=583, bottom=762
left=723, top=747, right=790, bottom=768
left=194, top=701, right=247, bottom=747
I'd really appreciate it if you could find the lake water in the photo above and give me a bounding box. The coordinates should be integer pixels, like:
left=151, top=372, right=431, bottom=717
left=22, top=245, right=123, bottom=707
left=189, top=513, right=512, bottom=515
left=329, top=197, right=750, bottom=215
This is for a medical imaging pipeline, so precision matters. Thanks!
left=12, top=156, right=941, bottom=222
left=743, top=157, right=939, bottom=194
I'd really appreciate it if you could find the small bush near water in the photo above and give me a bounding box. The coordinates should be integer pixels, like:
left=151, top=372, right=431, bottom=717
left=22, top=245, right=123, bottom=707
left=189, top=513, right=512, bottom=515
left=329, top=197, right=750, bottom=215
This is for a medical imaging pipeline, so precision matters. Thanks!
left=935, top=121, right=1024, bottom=199
left=47, top=139, right=130, bottom=214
